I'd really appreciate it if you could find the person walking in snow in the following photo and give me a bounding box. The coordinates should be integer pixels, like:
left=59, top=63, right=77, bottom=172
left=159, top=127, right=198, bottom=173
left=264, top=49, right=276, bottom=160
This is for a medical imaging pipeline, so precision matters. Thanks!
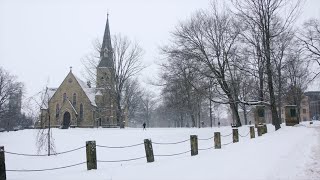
left=218, top=121, right=220, bottom=128
left=143, top=122, right=146, bottom=130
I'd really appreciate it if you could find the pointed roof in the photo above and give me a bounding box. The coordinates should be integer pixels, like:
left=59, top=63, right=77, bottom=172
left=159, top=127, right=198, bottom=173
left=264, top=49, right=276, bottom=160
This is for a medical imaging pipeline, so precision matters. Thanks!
left=46, top=70, right=98, bottom=107
left=98, top=14, right=114, bottom=68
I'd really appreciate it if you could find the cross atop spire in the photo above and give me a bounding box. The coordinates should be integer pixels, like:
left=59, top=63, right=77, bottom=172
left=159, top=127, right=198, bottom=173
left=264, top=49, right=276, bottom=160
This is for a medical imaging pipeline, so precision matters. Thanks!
left=98, top=13, right=114, bottom=68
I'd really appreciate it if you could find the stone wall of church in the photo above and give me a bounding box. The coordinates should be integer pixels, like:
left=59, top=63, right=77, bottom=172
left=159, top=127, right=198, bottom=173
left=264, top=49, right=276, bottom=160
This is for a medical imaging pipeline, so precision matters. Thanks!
left=95, top=88, right=117, bottom=126
left=47, top=73, right=95, bottom=127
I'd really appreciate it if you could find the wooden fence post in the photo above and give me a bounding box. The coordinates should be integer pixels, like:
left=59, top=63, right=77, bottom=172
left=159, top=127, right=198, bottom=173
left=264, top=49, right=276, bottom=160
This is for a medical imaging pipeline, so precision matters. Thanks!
left=249, top=126, right=255, bottom=139
left=233, top=129, right=239, bottom=143
left=257, top=126, right=263, bottom=136
left=86, top=141, right=97, bottom=170
left=0, top=146, right=5, bottom=180
left=214, top=132, right=221, bottom=149
left=144, top=139, right=154, bottom=163
left=190, top=135, right=198, bottom=156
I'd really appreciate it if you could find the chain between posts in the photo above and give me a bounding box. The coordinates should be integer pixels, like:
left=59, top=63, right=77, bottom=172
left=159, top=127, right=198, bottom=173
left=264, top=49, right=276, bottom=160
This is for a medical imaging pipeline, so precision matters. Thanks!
left=97, top=156, right=146, bottom=163
left=198, top=136, right=214, bottom=141
left=152, top=139, right=189, bottom=145
left=6, top=162, right=87, bottom=172
left=5, top=146, right=86, bottom=157
left=96, top=143, right=144, bottom=149
left=238, top=131, right=250, bottom=138
left=154, top=150, right=191, bottom=157
left=222, top=141, right=233, bottom=146
left=221, top=132, right=233, bottom=137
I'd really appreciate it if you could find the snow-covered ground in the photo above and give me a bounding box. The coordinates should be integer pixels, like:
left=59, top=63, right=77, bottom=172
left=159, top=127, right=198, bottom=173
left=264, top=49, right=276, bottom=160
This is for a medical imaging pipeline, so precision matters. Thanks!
left=0, top=121, right=319, bottom=180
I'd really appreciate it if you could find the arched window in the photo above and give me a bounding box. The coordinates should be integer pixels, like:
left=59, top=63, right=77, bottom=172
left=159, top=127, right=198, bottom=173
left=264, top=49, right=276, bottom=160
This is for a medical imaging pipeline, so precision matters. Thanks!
left=56, top=104, right=60, bottom=119
left=80, top=103, right=84, bottom=120
left=63, top=93, right=67, bottom=103
left=72, top=93, right=76, bottom=107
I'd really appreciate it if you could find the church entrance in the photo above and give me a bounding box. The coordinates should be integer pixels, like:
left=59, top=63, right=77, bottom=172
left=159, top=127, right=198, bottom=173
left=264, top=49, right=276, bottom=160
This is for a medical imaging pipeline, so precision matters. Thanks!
left=62, top=112, right=71, bottom=129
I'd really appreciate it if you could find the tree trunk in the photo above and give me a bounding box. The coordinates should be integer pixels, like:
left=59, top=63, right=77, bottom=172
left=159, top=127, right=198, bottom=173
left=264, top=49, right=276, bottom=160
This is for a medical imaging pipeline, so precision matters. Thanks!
left=277, top=68, right=282, bottom=124
left=198, top=101, right=201, bottom=128
left=243, top=104, right=248, bottom=125
left=180, top=113, right=184, bottom=127
left=209, top=99, right=213, bottom=127
left=258, top=69, right=264, bottom=102
left=265, top=32, right=281, bottom=130
left=229, top=99, right=241, bottom=127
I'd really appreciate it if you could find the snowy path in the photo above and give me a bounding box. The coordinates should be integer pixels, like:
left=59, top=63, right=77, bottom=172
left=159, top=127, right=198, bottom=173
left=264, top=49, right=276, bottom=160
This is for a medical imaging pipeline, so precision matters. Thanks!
left=0, top=122, right=319, bottom=180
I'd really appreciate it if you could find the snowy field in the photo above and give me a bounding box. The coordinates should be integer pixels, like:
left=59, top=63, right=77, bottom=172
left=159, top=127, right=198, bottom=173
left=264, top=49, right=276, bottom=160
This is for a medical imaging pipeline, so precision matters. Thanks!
left=1, top=122, right=319, bottom=180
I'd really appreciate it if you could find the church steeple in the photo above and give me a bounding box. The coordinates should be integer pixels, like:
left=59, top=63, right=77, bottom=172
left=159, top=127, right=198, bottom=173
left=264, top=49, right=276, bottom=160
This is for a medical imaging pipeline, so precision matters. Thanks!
left=98, top=13, right=113, bottom=68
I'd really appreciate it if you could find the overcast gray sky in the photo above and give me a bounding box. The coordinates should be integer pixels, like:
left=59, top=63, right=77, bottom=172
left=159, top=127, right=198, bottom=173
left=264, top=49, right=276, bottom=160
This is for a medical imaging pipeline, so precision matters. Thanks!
left=1, top=0, right=320, bottom=99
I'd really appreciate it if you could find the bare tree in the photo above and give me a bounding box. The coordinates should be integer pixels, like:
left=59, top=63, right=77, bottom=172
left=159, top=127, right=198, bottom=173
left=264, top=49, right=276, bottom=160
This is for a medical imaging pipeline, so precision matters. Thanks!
left=31, top=86, right=56, bottom=155
left=232, top=0, right=301, bottom=130
left=112, top=35, right=145, bottom=126
left=271, top=28, right=295, bottom=122
left=0, top=67, right=24, bottom=130
left=123, top=78, right=143, bottom=126
left=159, top=54, right=201, bottom=127
left=299, top=18, right=320, bottom=79
left=139, top=90, right=156, bottom=127
left=284, top=44, right=310, bottom=121
left=82, top=34, right=144, bottom=127
left=162, top=3, right=244, bottom=126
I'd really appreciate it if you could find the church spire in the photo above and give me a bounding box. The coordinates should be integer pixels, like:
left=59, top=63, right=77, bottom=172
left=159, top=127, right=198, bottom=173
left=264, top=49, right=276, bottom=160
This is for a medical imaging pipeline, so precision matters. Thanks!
left=98, top=13, right=113, bottom=68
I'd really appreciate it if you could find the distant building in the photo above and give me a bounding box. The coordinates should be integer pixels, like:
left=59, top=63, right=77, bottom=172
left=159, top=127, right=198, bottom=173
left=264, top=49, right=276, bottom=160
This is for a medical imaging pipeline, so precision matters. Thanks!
left=280, top=91, right=320, bottom=122
left=40, top=15, right=125, bottom=128
left=5, top=88, right=23, bottom=130
left=280, top=95, right=310, bottom=122
left=304, top=91, right=320, bottom=120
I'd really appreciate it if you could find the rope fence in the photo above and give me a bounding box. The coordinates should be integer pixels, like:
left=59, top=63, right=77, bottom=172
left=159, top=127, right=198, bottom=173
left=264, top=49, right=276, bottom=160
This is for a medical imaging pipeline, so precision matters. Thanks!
left=6, top=161, right=86, bottom=172
left=154, top=150, right=191, bottom=157
left=222, top=141, right=233, bottom=146
left=152, top=139, right=189, bottom=145
left=239, top=132, right=250, bottom=138
left=0, top=125, right=268, bottom=177
left=4, top=146, right=86, bottom=157
left=198, top=136, right=214, bottom=141
left=97, top=156, right=146, bottom=163
left=221, top=132, right=233, bottom=137
left=96, top=142, right=144, bottom=149
left=199, top=146, right=215, bottom=151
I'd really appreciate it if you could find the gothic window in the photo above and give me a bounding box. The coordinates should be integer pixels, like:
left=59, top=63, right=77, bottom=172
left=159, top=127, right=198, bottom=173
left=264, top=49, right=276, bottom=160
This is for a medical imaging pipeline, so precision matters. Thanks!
left=73, top=93, right=76, bottom=107
left=80, top=103, right=84, bottom=120
left=63, top=93, right=67, bottom=103
left=56, top=104, right=60, bottom=119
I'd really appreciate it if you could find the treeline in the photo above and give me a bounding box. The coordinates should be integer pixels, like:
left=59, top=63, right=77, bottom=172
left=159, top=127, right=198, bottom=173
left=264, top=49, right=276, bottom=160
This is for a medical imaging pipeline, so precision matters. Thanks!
left=145, top=0, right=320, bottom=129
left=0, top=67, right=33, bottom=130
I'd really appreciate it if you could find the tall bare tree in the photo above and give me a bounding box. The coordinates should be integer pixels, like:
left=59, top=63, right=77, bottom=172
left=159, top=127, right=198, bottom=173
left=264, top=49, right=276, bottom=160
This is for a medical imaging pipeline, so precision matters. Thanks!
left=123, top=78, right=143, bottom=125
left=0, top=67, right=24, bottom=130
left=284, top=44, right=310, bottom=121
left=299, top=18, right=320, bottom=79
left=29, top=86, right=56, bottom=156
left=82, top=34, right=144, bottom=127
left=162, top=3, right=244, bottom=126
left=139, top=90, right=156, bottom=127
left=232, top=0, right=301, bottom=130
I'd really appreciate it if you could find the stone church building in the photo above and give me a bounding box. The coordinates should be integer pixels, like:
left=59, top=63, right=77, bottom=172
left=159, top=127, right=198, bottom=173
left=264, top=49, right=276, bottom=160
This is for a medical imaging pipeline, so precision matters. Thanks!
left=40, top=15, right=120, bottom=128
